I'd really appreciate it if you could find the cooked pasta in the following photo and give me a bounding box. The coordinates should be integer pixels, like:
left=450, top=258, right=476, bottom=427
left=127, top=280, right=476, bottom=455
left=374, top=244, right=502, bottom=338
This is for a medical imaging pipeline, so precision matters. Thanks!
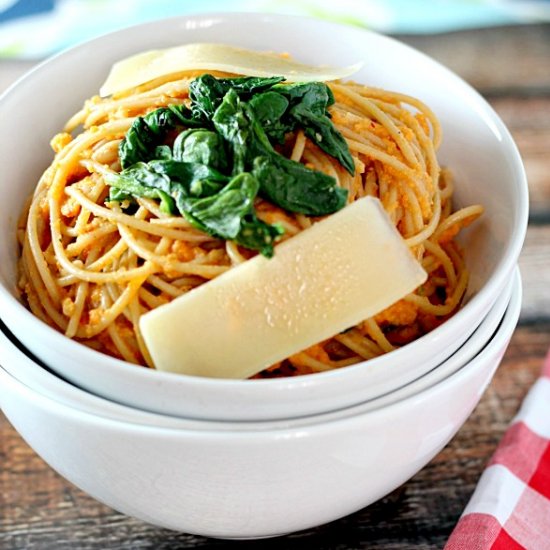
left=17, top=67, right=483, bottom=377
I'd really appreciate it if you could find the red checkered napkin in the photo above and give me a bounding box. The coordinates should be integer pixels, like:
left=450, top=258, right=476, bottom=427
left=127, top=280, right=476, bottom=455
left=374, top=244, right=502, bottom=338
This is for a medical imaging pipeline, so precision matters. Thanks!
left=445, top=351, right=550, bottom=550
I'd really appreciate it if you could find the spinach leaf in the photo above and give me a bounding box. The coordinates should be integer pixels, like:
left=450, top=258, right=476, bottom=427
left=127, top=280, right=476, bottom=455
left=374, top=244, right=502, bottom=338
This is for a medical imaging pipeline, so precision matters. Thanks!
left=105, top=162, right=176, bottom=214
left=174, top=172, right=282, bottom=257
left=141, top=160, right=228, bottom=198
left=292, top=104, right=355, bottom=175
left=166, top=103, right=201, bottom=126
left=212, top=88, right=254, bottom=174
left=173, top=129, right=228, bottom=172
left=277, top=81, right=333, bottom=115
left=173, top=172, right=257, bottom=238
left=213, top=89, right=348, bottom=215
left=188, top=74, right=226, bottom=122
left=219, top=75, right=285, bottom=97
left=189, top=74, right=285, bottom=122
left=118, top=117, right=157, bottom=169
left=248, top=91, right=290, bottom=144
left=119, top=104, right=199, bottom=169
left=276, top=82, right=355, bottom=174
left=154, top=145, right=173, bottom=160
left=235, top=215, right=284, bottom=258
left=106, top=162, right=280, bottom=256
left=252, top=155, right=347, bottom=216
left=106, top=160, right=228, bottom=210
left=172, top=169, right=283, bottom=257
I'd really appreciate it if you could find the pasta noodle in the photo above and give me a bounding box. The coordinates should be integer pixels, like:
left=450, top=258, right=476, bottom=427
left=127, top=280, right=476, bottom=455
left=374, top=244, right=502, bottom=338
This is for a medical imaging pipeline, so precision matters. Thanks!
left=17, top=68, right=483, bottom=377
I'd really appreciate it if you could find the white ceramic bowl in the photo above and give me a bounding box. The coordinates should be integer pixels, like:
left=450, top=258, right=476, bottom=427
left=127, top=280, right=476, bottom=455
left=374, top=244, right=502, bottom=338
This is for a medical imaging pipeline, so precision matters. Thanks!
left=0, top=269, right=521, bottom=538
left=0, top=13, right=528, bottom=421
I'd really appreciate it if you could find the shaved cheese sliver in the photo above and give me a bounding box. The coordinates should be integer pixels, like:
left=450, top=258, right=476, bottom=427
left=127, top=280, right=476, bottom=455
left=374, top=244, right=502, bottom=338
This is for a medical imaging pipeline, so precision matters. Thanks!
left=140, top=197, right=427, bottom=379
left=100, top=43, right=362, bottom=97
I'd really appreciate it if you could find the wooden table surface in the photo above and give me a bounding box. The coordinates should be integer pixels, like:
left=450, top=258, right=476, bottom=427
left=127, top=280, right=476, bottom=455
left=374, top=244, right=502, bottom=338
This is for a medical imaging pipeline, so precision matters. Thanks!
left=1, top=23, right=549, bottom=549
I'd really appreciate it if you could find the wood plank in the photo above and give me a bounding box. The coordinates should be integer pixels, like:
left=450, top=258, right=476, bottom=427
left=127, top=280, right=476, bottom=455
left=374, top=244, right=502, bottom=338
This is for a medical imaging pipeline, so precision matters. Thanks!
left=396, top=24, right=550, bottom=94
left=487, top=96, right=550, bottom=220
left=519, top=225, right=550, bottom=321
left=1, top=323, right=548, bottom=549
left=399, top=29, right=550, bottom=220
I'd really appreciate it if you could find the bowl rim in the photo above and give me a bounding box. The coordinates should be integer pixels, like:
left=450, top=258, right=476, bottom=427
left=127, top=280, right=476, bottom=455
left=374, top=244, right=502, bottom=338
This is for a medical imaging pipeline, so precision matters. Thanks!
left=0, top=12, right=529, bottom=402
left=0, top=268, right=522, bottom=433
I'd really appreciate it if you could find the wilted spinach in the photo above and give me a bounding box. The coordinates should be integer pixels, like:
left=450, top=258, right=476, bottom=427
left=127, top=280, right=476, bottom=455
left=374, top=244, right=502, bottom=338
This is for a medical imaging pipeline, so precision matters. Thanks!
left=248, top=91, right=290, bottom=144
left=107, top=73, right=354, bottom=257
left=173, top=129, right=228, bottom=172
left=277, top=82, right=355, bottom=174
left=119, top=104, right=200, bottom=168
left=107, top=162, right=281, bottom=256
left=213, top=89, right=347, bottom=215
left=189, top=75, right=285, bottom=121
left=173, top=172, right=282, bottom=257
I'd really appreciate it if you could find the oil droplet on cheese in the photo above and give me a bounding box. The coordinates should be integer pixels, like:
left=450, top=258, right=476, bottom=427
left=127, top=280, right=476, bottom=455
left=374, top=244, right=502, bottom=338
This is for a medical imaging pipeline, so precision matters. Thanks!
left=139, top=197, right=427, bottom=379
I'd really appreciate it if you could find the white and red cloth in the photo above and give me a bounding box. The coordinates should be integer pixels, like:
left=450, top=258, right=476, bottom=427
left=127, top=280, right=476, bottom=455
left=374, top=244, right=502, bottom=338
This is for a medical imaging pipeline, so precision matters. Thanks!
left=446, top=352, right=550, bottom=549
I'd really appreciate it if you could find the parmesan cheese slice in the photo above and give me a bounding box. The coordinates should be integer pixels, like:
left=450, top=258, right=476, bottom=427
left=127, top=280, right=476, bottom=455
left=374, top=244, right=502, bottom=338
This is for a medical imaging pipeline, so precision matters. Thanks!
left=100, top=43, right=362, bottom=97
left=140, top=197, right=427, bottom=379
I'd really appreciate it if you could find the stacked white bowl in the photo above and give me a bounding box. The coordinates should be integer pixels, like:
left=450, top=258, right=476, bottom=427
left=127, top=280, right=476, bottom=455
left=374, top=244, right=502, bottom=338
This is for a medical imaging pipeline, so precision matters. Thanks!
left=0, top=14, right=528, bottom=539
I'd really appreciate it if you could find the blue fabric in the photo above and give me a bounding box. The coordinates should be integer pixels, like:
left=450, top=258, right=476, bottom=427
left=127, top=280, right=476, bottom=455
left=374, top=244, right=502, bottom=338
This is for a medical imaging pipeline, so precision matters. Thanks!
left=0, top=0, right=548, bottom=58
left=0, top=0, right=55, bottom=23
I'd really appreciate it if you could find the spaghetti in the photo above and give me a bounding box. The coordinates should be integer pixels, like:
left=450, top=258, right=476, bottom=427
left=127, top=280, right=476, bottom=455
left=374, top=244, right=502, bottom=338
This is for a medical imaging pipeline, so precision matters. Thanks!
left=17, top=68, right=483, bottom=377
